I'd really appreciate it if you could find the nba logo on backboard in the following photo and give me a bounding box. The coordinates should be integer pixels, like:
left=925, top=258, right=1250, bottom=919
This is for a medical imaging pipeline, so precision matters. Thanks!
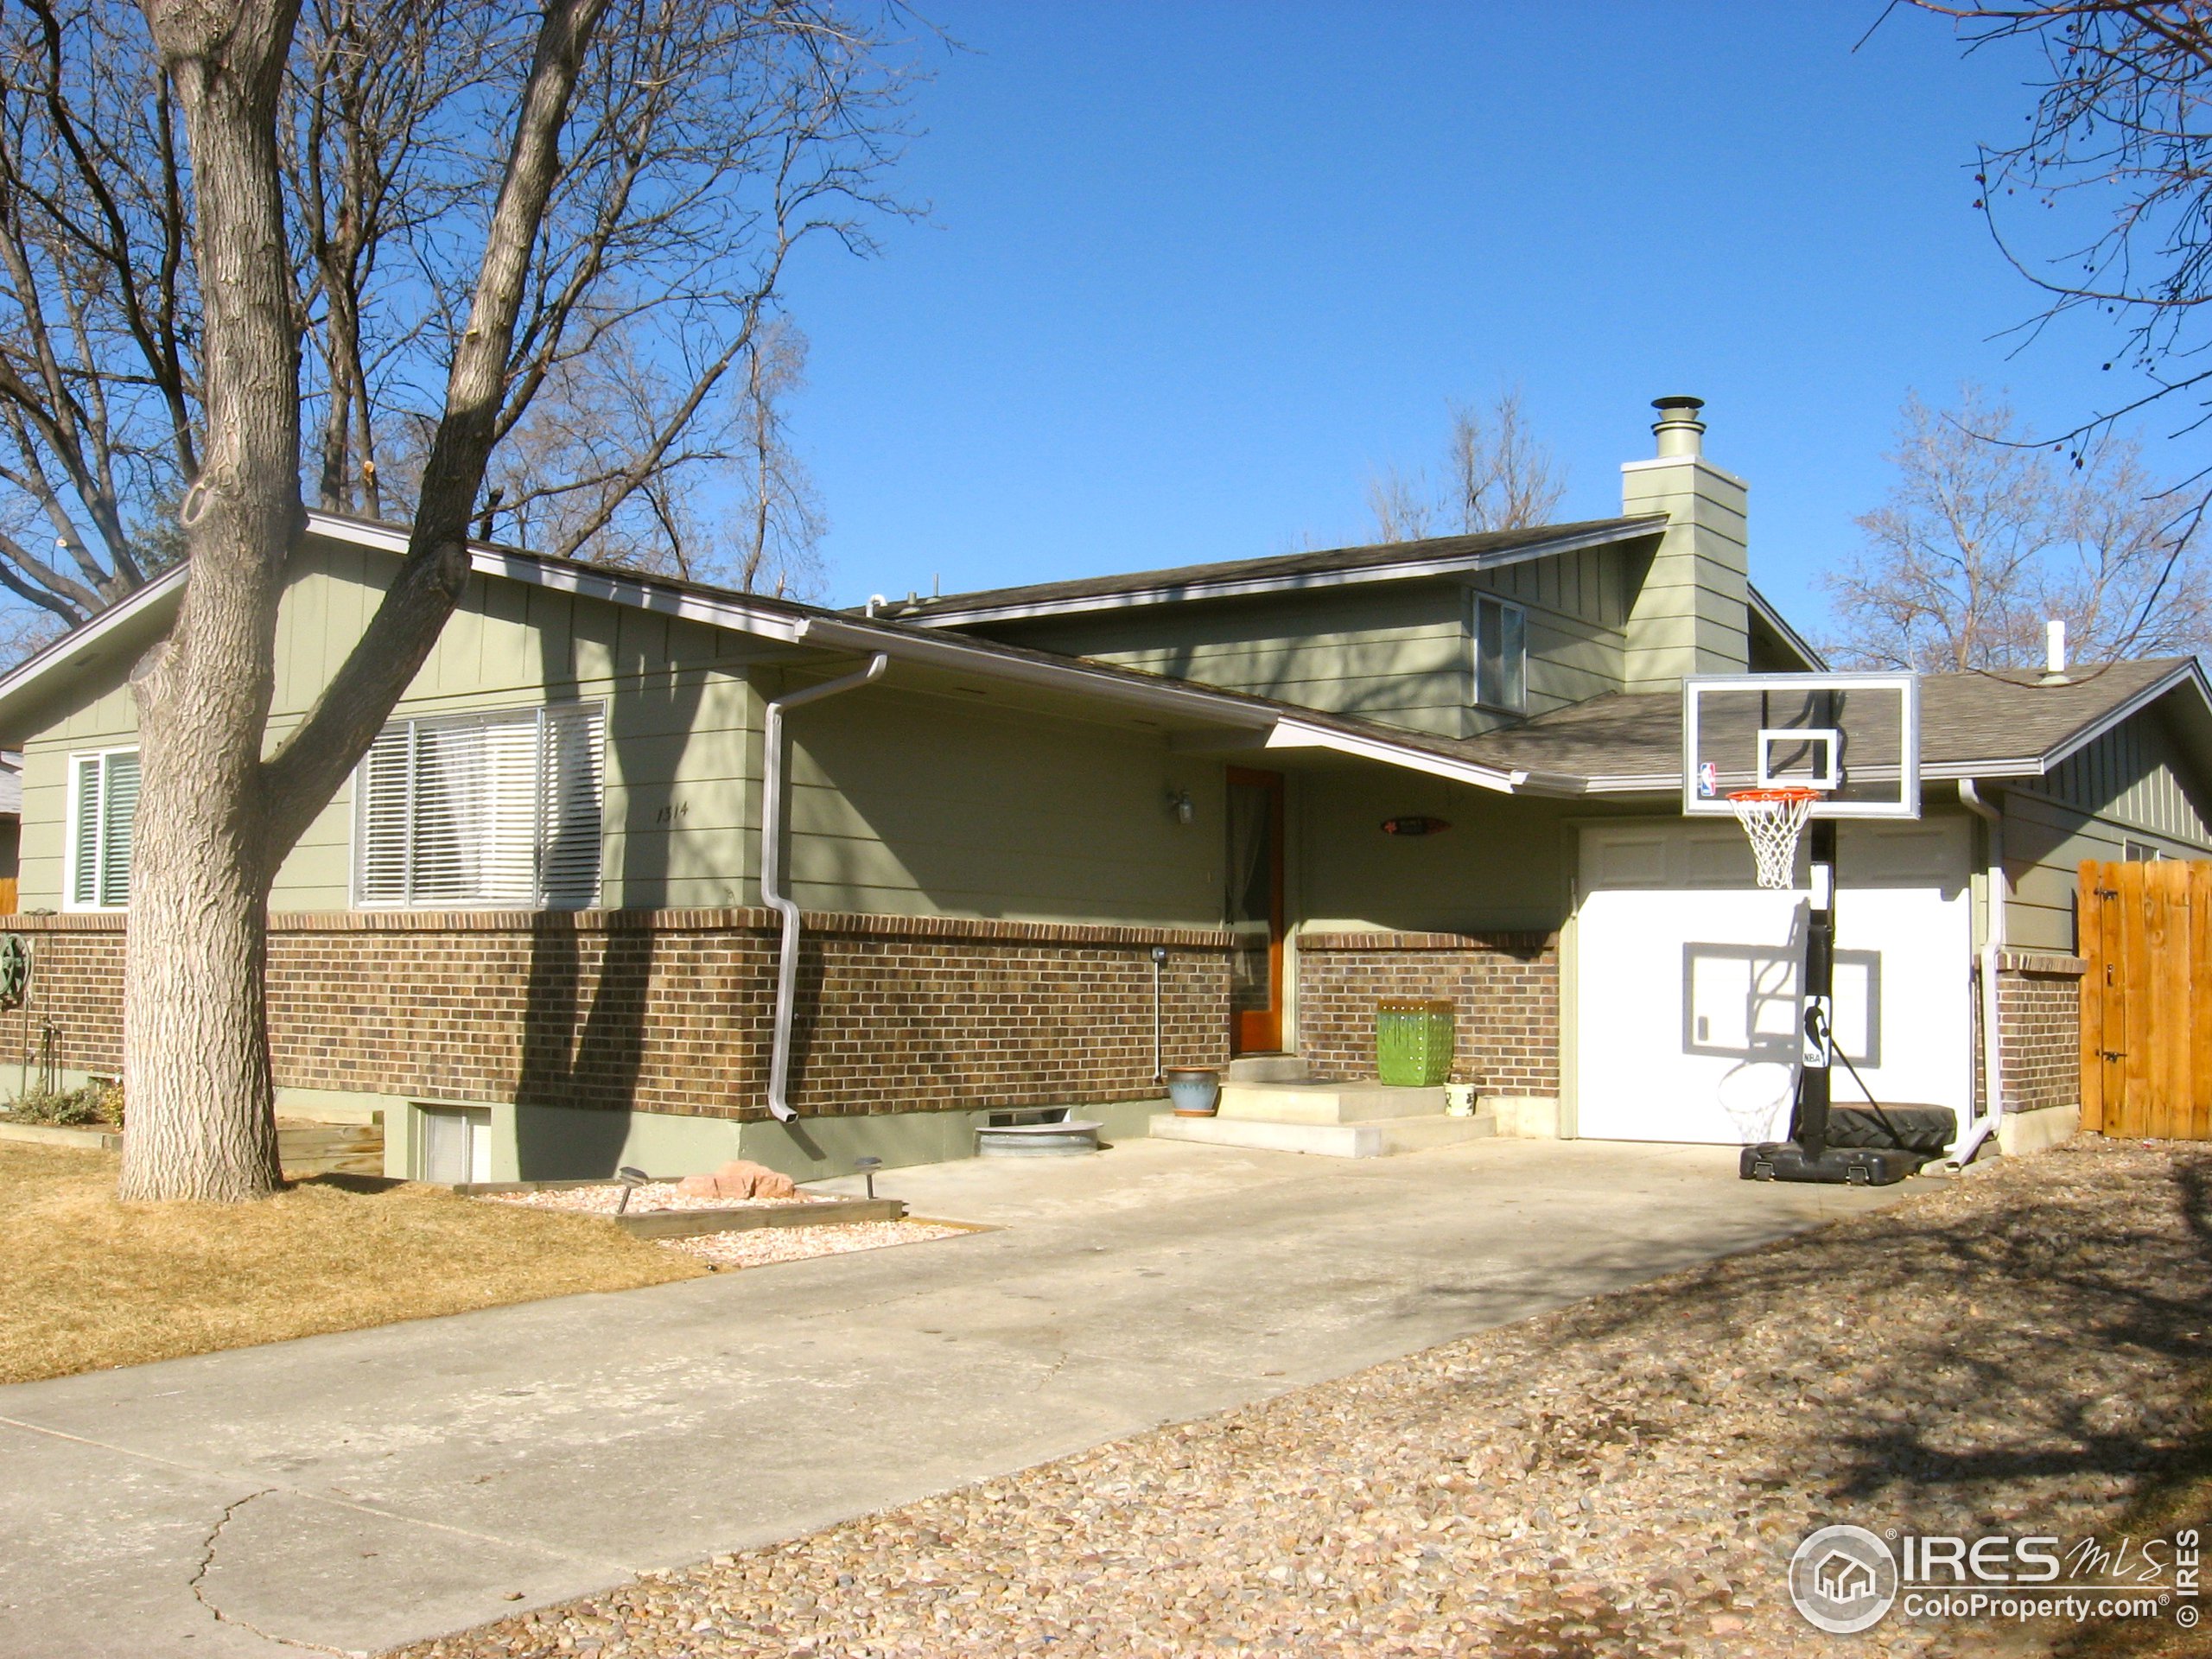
left=1696, top=760, right=1719, bottom=799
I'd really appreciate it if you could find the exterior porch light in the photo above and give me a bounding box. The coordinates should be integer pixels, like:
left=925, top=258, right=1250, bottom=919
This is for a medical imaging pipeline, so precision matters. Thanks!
left=1166, top=787, right=1195, bottom=825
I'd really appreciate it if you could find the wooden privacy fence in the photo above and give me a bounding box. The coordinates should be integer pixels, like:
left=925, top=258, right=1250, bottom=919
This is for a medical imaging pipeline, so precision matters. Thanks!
left=2079, top=859, right=2212, bottom=1140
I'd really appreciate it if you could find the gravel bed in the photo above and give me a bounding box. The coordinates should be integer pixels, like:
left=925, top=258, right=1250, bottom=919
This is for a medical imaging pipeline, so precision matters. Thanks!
left=480, top=1183, right=831, bottom=1216
left=663, top=1219, right=971, bottom=1270
left=394, top=1141, right=2212, bottom=1659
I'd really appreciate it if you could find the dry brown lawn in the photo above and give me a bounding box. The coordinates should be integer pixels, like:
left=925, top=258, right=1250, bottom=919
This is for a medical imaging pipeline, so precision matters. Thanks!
left=0, top=1141, right=705, bottom=1387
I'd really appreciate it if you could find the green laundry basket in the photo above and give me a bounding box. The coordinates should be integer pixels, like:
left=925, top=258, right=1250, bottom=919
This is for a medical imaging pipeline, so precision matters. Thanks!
left=1376, top=997, right=1455, bottom=1087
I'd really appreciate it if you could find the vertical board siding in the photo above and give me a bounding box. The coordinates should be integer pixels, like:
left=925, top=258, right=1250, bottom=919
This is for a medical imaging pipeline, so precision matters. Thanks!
left=2026, top=714, right=2212, bottom=845
left=2078, top=859, right=2212, bottom=1139
left=2000, top=710, right=2212, bottom=955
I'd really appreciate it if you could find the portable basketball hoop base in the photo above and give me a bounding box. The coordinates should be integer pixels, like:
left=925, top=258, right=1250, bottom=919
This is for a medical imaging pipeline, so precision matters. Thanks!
left=1681, top=672, right=1929, bottom=1190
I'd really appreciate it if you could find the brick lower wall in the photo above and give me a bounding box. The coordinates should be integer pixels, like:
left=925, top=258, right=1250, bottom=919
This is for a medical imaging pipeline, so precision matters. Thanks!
left=1987, top=949, right=2086, bottom=1117
left=0, top=909, right=1234, bottom=1120
left=1294, top=931, right=1560, bottom=1095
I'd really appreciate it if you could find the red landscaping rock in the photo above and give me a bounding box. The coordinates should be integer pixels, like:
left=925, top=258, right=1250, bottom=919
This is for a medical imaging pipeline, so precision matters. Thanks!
left=712, top=1159, right=796, bottom=1199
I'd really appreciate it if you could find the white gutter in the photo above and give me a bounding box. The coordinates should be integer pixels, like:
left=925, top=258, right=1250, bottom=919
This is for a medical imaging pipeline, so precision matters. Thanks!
left=0, top=562, right=188, bottom=729
left=466, top=544, right=811, bottom=644
left=1952, top=779, right=2006, bottom=1166
left=758, top=653, right=889, bottom=1122
left=1263, top=716, right=1527, bottom=794
left=798, top=613, right=1282, bottom=730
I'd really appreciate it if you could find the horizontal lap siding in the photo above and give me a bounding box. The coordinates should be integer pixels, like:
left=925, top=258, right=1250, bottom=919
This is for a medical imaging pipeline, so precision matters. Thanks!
left=1295, top=931, right=1560, bottom=1095
left=0, top=911, right=1233, bottom=1118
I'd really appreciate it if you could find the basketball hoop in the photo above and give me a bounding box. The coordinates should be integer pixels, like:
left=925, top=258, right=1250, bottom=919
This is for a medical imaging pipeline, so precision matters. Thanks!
left=1728, top=787, right=1818, bottom=891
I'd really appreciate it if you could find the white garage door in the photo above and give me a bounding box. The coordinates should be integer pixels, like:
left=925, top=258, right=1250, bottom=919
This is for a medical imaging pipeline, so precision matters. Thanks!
left=1573, top=818, right=1974, bottom=1144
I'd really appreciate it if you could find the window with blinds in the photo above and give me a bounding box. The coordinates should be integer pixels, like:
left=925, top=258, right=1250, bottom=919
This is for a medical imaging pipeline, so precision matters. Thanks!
left=68, top=749, right=140, bottom=909
left=353, top=703, right=604, bottom=910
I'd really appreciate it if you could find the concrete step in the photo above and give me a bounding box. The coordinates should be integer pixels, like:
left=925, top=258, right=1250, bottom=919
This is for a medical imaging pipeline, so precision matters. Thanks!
left=1224, top=1053, right=1313, bottom=1084
left=1217, top=1081, right=1447, bottom=1124
left=1149, top=1110, right=1495, bottom=1160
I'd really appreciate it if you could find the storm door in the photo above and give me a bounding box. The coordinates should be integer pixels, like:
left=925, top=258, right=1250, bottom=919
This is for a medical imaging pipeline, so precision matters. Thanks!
left=1225, top=766, right=1287, bottom=1053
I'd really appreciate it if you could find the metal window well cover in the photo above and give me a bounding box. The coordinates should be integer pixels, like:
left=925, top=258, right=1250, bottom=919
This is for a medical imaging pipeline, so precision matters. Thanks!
left=975, top=1115, right=1103, bottom=1155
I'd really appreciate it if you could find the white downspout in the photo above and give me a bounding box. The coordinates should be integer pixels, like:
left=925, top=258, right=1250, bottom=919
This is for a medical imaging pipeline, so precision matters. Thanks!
left=759, top=653, right=889, bottom=1122
left=1955, top=779, right=2005, bottom=1166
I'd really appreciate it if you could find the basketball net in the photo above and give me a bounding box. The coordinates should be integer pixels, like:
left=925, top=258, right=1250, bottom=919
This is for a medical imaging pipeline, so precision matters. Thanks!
left=1728, top=787, right=1818, bottom=891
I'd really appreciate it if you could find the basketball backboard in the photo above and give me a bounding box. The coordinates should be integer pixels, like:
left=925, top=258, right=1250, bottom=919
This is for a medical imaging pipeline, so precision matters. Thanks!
left=1682, top=672, right=1920, bottom=819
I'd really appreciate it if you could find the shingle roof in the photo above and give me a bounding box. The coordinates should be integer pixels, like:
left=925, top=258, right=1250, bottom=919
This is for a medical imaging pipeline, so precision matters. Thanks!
left=1450, top=658, right=2202, bottom=787
left=3, top=511, right=2193, bottom=802
left=873, top=518, right=1664, bottom=621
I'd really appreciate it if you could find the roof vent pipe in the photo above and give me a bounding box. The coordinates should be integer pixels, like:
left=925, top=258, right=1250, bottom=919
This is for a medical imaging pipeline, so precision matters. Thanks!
left=1650, top=396, right=1706, bottom=459
left=2044, top=618, right=2069, bottom=682
left=758, top=652, right=890, bottom=1122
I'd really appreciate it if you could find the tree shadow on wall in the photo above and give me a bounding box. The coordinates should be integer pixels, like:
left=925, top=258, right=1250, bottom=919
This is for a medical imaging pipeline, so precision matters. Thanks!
left=515, top=912, right=656, bottom=1179
left=511, top=609, right=715, bottom=1179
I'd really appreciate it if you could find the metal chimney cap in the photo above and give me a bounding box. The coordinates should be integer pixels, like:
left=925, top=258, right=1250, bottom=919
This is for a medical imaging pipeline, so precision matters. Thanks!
left=1650, top=397, right=1707, bottom=458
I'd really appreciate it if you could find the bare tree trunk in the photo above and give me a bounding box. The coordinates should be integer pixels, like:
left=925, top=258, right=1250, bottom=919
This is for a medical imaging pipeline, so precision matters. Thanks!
left=117, top=0, right=607, bottom=1201
left=119, top=0, right=304, bottom=1202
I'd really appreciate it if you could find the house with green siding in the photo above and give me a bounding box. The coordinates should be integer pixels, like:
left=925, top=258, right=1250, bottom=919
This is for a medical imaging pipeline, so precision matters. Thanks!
left=0, top=397, right=2205, bottom=1180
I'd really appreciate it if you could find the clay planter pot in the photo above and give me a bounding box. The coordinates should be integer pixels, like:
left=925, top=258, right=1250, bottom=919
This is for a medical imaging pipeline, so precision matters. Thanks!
left=1166, top=1066, right=1222, bottom=1116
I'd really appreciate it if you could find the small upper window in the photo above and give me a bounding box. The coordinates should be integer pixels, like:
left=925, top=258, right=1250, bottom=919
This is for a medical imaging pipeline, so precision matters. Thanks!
left=68, top=748, right=140, bottom=910
left=1473, top=594, right=1527, bottom=712
left=2124, top=839, right=2164, bottom=862
left=353, top=702, right=604, bottom=910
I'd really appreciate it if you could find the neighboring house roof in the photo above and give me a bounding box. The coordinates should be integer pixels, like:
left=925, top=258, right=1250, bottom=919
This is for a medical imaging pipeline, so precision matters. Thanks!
left=1448, top=658, right=2212, bottom=793
left=0, top=512, right=2197, bottom=806
left=871, top=517, right=1667, bottom=626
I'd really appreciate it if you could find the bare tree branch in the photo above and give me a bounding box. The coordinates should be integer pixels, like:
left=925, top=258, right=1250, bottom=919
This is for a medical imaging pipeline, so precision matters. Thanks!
left=1, top=0, right=921, bottom=1198
left=1367, top=387, right=1567, bottom=543
left=1823, top=386, right=2212, bottom=669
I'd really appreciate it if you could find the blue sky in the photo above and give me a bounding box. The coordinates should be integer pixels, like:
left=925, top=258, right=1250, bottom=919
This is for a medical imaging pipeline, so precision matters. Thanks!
left=779, top=2, right=2144, bottom=631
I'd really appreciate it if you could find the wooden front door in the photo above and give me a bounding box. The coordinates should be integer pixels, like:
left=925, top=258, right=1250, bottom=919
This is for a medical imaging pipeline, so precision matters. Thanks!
left=2080, top=858, right=2212, bottom=1139
left=1226, top=766, right=1286, bottom=1053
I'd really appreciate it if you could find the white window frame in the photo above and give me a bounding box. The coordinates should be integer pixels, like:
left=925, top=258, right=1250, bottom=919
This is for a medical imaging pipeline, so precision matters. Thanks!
left=350, top=701, right=605, bottom=912
left=63, top=747, right=140, bottom=912
left=416, top=1104, right=493, bottom=1183
left=1472, top=594, right=1528, bottom=713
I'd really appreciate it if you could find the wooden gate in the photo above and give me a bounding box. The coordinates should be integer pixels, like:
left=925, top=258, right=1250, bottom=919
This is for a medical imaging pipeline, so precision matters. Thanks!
left=2079, top=859, right=2212, bottom=1139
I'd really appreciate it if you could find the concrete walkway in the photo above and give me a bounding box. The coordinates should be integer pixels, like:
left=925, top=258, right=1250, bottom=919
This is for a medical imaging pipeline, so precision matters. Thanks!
left=0, top=1137, right=1915, bottom=1657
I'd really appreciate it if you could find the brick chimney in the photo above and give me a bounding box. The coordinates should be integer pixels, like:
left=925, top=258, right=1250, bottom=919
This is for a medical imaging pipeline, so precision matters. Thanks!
left=1618, top=396, right=1751, bottom=691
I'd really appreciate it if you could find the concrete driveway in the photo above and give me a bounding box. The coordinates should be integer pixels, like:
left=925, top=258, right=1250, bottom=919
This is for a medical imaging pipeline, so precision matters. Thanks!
left=0, top=1136, right=1914, bottom=1657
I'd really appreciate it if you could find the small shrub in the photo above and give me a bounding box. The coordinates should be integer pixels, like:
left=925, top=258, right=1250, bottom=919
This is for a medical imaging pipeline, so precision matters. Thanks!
left=7, top=1080, right=123, bottom=1128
